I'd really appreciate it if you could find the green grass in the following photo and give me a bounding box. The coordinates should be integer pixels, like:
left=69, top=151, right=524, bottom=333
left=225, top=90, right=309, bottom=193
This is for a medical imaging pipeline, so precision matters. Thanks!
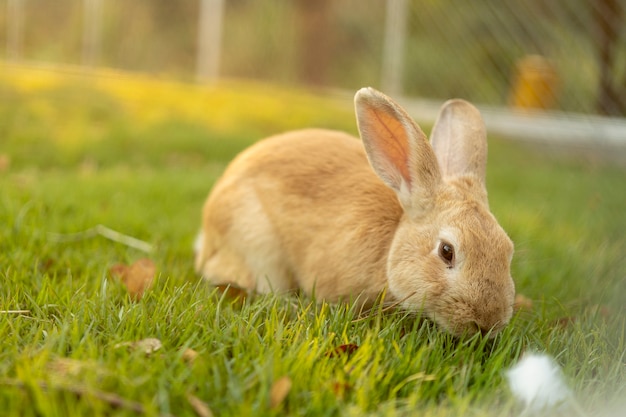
left=1, top=67, right=625, bottom=416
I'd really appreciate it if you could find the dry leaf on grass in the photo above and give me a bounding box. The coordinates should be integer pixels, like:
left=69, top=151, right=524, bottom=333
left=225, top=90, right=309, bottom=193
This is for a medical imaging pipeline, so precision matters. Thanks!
left=0, top=154, right=10, bottom=173
left=133, top=338, right=162, bottom=354
left=213, top=284, right=249, bottom=309
left=214, top=284, right=248, bottom=307
left=552, top=316, right=576, bottom=329
left=330, top=381, right=352, bottom=399
left=325, top=343, right=359, bottom=358
left=593, top=304, right=613, bottom=319
left=514, top=294, right=533, bottom=311
left=109, top=258, right=156, bottom=301
left=182, top=348, right=199, bottom=365
left=114, top=338, right=162, bottom=355
left=269, top=376, right=292, bottom=409
left=187, top=394, right=214, bottom=417
left=38, top=258, right=55, bottom=273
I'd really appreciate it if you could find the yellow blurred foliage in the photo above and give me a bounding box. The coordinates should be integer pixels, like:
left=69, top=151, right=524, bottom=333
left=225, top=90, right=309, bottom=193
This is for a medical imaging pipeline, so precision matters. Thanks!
left=1, top=63, right=355, bottom=145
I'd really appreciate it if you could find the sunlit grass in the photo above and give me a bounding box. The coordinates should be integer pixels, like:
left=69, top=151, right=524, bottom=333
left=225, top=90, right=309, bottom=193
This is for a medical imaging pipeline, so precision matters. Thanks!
left=1, top=65, right=624, bottom=416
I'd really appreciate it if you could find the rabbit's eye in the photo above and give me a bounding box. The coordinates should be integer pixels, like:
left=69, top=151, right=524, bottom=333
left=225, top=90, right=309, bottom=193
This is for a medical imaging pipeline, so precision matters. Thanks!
left=439, top=242, right=455, bottom=267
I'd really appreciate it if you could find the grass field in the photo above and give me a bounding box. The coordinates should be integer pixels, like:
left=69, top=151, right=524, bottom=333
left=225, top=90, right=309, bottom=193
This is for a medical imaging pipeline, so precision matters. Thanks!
left=1, top=64, right=625, bottom=417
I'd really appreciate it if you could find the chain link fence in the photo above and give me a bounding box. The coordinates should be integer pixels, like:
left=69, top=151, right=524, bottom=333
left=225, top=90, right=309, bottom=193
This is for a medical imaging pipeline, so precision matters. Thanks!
left=2, top=0, right=625, bottom=116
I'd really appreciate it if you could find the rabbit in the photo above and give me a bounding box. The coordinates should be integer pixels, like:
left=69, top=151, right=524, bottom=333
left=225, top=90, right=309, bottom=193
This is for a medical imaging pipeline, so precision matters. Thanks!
left=195, top=87, right=515, bottom=337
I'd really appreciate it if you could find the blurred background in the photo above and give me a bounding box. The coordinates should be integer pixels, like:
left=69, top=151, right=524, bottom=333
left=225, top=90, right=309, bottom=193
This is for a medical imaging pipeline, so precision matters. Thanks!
left=2, top=0, right=625, bottom=112
left=2, top=0, right=626, bottom=152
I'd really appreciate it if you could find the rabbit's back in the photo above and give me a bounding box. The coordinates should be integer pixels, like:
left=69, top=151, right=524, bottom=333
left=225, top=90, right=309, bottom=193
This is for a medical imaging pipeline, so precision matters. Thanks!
left=197, top=128, right=402, bottom=301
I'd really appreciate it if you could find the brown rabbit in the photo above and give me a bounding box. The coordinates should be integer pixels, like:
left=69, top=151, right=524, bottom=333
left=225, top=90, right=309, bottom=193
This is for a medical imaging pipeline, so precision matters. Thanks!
left=195, top=87, right=515, bottom=337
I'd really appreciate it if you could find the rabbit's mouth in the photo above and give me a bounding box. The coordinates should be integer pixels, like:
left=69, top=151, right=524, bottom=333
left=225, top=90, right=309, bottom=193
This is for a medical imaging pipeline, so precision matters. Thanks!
left=434, top=317, right=502, bottom=338
left=425, top=303, right=511, bottom=338
left=388, top=280, right=512, bottom=337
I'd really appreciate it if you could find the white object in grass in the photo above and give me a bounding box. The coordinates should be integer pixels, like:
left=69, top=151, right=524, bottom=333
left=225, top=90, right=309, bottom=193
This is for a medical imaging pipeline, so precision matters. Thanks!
left=506, top=353, right=573, bottom=412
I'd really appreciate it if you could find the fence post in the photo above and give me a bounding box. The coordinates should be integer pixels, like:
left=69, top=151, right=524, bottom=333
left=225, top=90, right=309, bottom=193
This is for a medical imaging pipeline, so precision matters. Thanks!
left=196, top=0, right=224, bottom=82
left=82, top=0, right=103, bottom=67
left=382, top=0, right=408, bottom=96
left=7, top=0, right=25, bottom=61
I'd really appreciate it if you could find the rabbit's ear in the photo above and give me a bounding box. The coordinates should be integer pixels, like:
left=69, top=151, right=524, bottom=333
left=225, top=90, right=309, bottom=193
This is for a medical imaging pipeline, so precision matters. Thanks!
left=430, top=99, right=487, bottom=185
left=355, top=87, right=442, bottom=212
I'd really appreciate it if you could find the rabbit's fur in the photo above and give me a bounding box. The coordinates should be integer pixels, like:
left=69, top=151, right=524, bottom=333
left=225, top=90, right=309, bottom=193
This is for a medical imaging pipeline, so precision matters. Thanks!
left=196, top=87, right=515, bottom=336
